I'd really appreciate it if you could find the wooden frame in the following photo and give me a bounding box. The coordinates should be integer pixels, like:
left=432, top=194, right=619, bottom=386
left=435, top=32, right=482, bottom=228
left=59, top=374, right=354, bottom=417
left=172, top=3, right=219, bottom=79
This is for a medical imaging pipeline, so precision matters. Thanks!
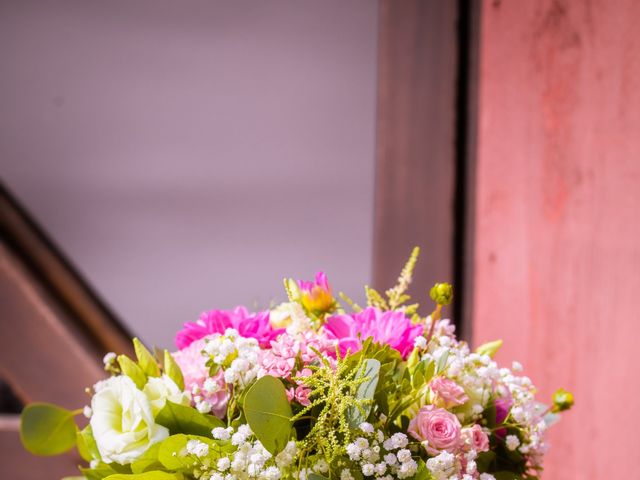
left=373, top=0, right=460, bottom=311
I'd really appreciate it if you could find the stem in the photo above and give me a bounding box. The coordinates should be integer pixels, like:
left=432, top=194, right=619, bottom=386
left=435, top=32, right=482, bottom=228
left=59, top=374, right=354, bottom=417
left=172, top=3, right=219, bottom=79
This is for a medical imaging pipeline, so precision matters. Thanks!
left=425, top=304, right=442, bottom=346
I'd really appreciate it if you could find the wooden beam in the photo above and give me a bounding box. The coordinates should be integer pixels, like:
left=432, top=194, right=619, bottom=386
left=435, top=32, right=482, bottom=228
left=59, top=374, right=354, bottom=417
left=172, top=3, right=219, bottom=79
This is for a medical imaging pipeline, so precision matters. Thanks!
left=0, top=243, right=105, bottom=406
left=373, top=1, right=459, bottom=306
left=0, top=184, right=133, bottom=356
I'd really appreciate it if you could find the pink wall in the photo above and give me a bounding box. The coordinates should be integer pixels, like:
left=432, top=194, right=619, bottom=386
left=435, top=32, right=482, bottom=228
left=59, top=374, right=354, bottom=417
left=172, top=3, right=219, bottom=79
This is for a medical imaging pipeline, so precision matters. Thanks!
left=473, top=0, right=640, bottom=477
left=0, top=1, right=378, bottom=348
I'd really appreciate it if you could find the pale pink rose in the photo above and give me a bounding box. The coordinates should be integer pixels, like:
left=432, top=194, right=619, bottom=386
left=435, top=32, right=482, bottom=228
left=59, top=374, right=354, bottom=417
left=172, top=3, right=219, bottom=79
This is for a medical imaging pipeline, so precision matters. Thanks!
left=408, top=405, right=462, bottom=455
left=429, top=377, right=469, bottom=408
left=461, top=424, right=490, bottom=452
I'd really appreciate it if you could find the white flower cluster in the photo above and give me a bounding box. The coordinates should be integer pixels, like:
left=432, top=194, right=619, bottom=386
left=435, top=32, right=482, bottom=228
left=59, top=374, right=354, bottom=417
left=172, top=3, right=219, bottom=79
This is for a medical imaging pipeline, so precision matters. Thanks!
left=343, top=423, right=417, bottom=480
left=425, top=450, right=483, bottom=480
left=203, top=329, right=262, bottom=387
left=182, top=424, right=297, bottom=480
left=416, top=319, right=550, bottom=466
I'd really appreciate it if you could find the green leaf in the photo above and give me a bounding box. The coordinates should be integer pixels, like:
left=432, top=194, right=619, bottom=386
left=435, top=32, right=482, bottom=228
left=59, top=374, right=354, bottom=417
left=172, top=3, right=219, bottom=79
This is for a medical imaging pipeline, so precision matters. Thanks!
left=347, top=359, right=380, bottom=428
left=436, top=350, right=450, bottom=374
left=134, top=338, right=161, bottom=377
left=164, top=350, right=185, bottom=390
left=308, top=474, right=329, bottom=480
left=105, top=472, right=182, bottom=480
left=81, top=463, right=121, bottom=480
left=423, top=359, right=436, bottom=383
left=493, top=472, right=522, bottom=480
left=131, top=442, right=162, bottom=474
left=20, top=403, right=78, bottom=455
left=475, top=450, right=496, bottom=472
left=243, top=375, right=292, bottom=455
left=77, top=424, right=100, bottom=461
left=118, top=355, right=147, bottom=389
left=157, top=434, right=208, bottom=470
left=156, top=401, right=223, bottom=436
left=476, top=339, right=503, bottom=358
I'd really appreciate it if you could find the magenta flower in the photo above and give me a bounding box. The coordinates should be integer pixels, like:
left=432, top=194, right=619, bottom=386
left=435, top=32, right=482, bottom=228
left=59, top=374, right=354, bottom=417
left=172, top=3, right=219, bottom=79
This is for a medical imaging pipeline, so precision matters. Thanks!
left=297, top=272, right=335, bottom=314
left=175, top=306, right=283, bottom=350
left=323, top=307, right=424, bottom=359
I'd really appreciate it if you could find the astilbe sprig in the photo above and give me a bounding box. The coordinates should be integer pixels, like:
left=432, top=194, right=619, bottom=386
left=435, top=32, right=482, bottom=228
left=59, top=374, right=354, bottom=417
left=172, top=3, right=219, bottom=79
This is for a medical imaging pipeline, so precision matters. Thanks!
left=292, top=346, right=373, bottom=464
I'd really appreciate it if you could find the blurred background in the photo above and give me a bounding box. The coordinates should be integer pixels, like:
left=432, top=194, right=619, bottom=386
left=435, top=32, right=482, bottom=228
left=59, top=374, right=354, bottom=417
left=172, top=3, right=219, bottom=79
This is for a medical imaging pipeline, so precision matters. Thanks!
left=1, top=0, right=639, bottom=478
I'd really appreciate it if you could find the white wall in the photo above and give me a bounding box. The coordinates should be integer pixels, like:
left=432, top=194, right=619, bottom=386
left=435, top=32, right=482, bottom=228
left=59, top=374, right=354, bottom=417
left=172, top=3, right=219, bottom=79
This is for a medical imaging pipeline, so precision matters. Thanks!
left=0, top=0, right=378, bottom=348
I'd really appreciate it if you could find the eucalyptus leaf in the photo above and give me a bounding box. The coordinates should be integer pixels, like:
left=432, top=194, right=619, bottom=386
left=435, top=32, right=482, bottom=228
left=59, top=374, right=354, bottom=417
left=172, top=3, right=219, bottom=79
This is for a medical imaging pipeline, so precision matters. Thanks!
left=156, top=401, right=223, bottom=436
left=243, top=375, right=292, bottom=455
left=347, top=359, right=380, bottom=428
left=134, top=338, right=161, bottom=377
left=20, top=403, right=78, bottom=456
left=118, top=355, right=147, bottom=389
left=164, top=350, right=185, bottom=390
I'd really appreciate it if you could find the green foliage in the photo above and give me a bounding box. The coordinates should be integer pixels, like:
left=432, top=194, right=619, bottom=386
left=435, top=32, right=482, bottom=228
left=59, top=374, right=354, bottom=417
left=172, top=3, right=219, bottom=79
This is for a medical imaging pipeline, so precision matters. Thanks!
left=20, top=403, right=78, bottom=456
left=77, top=425, right=100, bottom=461
left=104, top=472, right=182, bottom=480
left=163, top=350, right=185, bottom=390
left=118, top=354, right=147, bottom=389
left=81, top=461, right=132, bottom=479
left=156, top=401, right=224, bottom=437
left=134, top=338, right=161, bottom=377
left=293, top=348, right=385, bottom=462
left=243, top=375, right=293, bottom=455
left=436, top=350, right=450, bottom=374
left=386, top=246, right=420, bottom=310
left=338, top=291, right=362, bottom=312
left=346, top=359, right=380, bottom=428
left=307, top=474, right=329, bottom=480
left=365, top=285, right=389, bottom=310
left=476, top=339, right=503, bottom=358
left=131, top=443, right=163, bottom=474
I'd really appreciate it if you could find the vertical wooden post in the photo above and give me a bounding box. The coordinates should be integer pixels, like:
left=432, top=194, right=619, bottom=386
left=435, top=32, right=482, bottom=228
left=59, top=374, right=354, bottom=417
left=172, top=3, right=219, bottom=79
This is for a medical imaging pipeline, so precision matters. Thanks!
left=373, top=1, right=459, bottom=309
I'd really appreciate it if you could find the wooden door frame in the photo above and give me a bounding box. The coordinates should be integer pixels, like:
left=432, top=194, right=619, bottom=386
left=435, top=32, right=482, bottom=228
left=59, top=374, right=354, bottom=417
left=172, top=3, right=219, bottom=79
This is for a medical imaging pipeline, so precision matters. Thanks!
left=372, top=0, right=481, bottom=338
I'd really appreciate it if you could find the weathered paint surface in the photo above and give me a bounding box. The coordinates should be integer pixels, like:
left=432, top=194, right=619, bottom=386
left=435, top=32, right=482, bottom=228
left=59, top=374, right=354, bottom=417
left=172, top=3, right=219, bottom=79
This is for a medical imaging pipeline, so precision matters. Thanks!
left=473, top=0, right=640, bottom=478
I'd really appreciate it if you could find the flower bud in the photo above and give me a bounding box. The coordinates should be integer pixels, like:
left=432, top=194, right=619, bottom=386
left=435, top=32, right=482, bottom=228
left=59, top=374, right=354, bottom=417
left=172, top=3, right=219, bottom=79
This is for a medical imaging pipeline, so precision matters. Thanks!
left=296, top=272, right=336, bottom=315
left=552, top=388, right=574, bottom=412
left=429, top=283, right=453, bottom=306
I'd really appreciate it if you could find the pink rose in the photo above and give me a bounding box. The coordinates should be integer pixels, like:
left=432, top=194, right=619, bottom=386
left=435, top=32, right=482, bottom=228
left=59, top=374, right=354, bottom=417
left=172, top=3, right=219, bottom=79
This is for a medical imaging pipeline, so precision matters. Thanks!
left=461, top=424, right=490, bottom=452
left=429, top=377, right=469, bottom=408
left=408, top=405, right=462, bottom=455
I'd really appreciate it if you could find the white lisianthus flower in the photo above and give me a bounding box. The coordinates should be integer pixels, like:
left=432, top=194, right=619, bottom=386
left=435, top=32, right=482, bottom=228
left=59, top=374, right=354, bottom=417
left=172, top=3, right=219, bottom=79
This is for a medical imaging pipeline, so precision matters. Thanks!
left=143, top=374, right=191, bottom=415
left=91, top=375, right=169, bottom=464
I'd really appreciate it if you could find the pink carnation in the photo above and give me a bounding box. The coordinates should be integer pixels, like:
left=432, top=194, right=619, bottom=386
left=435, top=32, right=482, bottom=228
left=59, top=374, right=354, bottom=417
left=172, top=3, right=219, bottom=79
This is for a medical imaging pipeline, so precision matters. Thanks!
left=259, top=331, right=335, bottom=379
left=175, top=306, right=283, bottom=350
left=408, top=405, right=462, bottom=455
left=286, top=385, right=312, bottom=406
left=323, top=307, right=423, bottom=359
left=170, top=337, right=229, bottom=418
left=429, top=377, right=469, bottom=407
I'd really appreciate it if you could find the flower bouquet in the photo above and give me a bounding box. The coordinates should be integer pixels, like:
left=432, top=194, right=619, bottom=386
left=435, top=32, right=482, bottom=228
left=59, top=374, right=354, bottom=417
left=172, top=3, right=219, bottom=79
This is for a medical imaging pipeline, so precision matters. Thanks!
left=20, top=248, right=573, bottom=480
